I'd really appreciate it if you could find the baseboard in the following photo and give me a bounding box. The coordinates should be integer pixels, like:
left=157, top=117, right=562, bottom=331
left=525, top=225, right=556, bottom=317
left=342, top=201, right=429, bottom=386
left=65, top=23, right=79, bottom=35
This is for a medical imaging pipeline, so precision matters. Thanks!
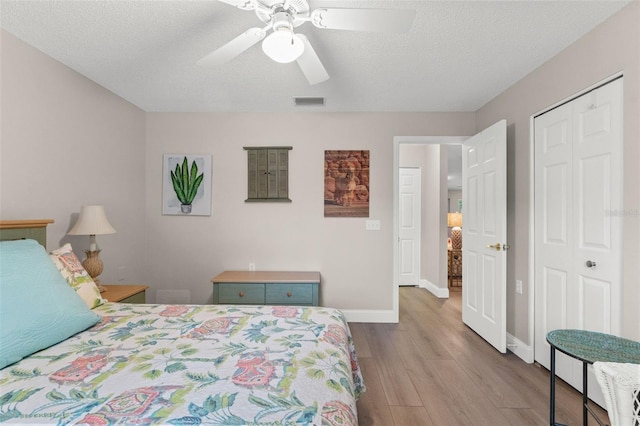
left=341, top=309, right=396, bottom=323
left=419, top=279, right=449, bottom=298
left=507, top=333, right=534, bottom=363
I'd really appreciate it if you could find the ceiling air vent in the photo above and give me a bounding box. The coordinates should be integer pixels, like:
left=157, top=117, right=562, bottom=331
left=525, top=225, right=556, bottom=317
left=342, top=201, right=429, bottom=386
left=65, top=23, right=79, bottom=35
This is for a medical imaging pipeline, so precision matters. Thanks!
left=294, top=97, right=325, bottom=107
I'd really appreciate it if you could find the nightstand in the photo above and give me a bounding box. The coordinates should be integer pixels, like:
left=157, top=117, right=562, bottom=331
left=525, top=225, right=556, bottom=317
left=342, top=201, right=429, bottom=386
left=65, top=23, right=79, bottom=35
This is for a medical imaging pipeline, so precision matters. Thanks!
left=101, top=284, right=149, bottom=303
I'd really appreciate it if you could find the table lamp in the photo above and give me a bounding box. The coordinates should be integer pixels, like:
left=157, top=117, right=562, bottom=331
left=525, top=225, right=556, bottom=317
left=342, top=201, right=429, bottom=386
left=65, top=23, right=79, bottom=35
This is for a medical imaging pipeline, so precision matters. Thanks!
left=68, top=205, right=116, bottom=290
left=447, top=212, right=463, bottom=249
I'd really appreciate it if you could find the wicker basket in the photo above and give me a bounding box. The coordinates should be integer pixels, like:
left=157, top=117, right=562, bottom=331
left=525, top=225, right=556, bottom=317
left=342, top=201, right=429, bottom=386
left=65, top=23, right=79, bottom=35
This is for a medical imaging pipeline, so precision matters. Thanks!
left=593, top=362, right=640, bottom=426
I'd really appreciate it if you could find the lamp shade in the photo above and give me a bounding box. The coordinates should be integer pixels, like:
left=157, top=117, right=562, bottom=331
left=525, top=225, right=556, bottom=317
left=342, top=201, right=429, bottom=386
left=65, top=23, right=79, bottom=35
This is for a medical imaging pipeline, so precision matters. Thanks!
left=262, top=29, right=304, bottom=63
left=68, top=205, right=116, bottom=236
left=447, top=212, right=463, bottom=228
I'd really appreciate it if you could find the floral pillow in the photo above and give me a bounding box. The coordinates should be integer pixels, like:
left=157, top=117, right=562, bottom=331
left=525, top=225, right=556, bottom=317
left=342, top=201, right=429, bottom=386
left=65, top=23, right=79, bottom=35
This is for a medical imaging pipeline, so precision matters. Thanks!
left=50, top=243, right=105, bottom=309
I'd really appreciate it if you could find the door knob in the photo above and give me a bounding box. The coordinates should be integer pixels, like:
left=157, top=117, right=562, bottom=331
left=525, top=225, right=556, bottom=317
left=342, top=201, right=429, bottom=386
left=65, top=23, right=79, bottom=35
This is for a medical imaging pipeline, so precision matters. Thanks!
left=487, top=243, right=501, bottom=251
left=586, top=260, right=597, bottom=268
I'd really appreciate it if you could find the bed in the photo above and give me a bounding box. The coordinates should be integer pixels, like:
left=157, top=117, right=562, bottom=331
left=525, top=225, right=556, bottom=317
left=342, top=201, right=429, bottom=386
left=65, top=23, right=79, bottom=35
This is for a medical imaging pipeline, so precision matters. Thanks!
left=0, top=220, right=364, bottom=425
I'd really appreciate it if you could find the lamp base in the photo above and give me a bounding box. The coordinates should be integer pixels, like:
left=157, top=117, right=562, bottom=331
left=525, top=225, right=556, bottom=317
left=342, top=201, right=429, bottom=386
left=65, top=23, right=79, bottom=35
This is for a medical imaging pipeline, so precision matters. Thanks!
left=82, top=250, right=105, bottom=292
left=451, top=227, right=462, bottom=249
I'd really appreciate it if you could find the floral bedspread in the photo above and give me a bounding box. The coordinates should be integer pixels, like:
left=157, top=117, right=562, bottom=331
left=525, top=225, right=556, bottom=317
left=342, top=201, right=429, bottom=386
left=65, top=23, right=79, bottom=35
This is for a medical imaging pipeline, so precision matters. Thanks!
left=0, top=303, right=364, bottom=425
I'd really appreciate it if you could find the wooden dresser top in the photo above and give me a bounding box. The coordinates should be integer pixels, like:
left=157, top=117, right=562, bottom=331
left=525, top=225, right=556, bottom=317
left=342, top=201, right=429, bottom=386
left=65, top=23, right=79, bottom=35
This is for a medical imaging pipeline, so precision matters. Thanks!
left=212, top=271, right=320, bottom=284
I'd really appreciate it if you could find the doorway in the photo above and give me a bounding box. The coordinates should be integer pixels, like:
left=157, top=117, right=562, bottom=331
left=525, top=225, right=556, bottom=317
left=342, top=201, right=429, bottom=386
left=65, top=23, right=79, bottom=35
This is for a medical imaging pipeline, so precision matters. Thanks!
left=393, top=120, right=508, bottom=354
left=392, top=136, right=466, bottom=321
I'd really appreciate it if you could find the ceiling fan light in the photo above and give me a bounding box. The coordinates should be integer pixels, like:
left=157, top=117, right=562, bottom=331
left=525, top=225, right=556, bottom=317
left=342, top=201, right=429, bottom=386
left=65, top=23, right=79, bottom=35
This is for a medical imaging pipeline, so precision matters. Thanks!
left=262, top=30, right=304, bottom=64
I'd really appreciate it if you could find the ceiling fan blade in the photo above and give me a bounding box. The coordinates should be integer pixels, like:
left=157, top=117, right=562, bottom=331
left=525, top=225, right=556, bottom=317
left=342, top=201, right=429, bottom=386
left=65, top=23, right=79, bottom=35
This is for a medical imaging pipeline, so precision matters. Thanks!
left=197, top=27, right=266, bottom=67
left=296, top=34, right=329, bottom=85
left=217, top=0, right=255, bottom=11
left=310, top=8, right=416, bottom=32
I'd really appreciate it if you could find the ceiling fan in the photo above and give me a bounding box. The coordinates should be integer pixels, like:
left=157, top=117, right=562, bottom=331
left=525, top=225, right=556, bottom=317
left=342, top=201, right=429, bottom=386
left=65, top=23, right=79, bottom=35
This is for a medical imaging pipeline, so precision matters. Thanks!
left=197, top=0, right=416, bottom=85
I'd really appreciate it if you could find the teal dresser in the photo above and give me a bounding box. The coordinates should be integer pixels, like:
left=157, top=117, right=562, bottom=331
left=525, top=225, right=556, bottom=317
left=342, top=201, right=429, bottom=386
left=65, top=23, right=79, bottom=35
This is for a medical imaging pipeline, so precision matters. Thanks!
left=211, top=271, right=319, bottom=306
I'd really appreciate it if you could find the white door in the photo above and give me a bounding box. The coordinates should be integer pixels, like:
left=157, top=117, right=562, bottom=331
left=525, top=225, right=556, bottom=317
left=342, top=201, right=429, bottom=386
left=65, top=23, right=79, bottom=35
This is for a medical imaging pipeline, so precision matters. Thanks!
left=462, top=120, right=508, bottom=353
left=534, top=78, right=623, bottom=401
left=398, top=167, right=421, bottom=286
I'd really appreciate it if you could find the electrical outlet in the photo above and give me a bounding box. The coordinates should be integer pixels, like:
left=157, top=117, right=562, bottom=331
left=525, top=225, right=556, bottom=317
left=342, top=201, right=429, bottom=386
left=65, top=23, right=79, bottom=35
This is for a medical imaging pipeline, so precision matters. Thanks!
left=516, top=279, right=523, bottom=295
left=118, top=266, right=126, bottom=282
left=249, top=263, right=256, bottom=271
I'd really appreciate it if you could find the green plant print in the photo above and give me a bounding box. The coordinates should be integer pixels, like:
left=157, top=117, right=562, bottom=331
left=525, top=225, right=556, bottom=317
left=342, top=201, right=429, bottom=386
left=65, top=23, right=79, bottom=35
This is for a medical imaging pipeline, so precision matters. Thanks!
left=170, top=157, right=204, bottom=206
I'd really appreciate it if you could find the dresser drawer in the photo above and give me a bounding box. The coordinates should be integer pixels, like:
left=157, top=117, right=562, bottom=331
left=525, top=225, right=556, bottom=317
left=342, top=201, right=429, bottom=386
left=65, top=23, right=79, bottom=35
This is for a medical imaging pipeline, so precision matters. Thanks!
left=218, top=283, right=265, bottom=304
left=211, top=271, right=320, bottom=306
left=266, top=283, right=313, bottom=305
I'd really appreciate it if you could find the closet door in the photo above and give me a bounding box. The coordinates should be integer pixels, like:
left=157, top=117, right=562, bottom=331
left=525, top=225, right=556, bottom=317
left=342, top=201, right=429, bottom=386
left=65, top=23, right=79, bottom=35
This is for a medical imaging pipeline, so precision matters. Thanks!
left=534, top=78, right=623, bottom=401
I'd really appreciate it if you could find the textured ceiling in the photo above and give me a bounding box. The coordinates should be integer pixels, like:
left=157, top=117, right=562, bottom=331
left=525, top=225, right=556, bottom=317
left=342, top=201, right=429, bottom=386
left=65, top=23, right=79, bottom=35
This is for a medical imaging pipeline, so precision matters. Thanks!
left=0, top=0, right=632, bottom=112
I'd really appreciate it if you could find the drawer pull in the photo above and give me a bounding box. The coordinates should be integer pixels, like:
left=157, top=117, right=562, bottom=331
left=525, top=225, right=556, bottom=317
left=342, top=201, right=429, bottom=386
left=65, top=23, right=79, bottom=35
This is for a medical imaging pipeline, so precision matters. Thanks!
left=239, top=291, right=244, bottom=297
left=287, top=292, right=292, bottom=297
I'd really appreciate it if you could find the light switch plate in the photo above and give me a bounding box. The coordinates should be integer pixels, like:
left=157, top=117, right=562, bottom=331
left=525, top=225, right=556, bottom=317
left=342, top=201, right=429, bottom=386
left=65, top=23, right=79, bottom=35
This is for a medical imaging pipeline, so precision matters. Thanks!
left=365, top=220, right=381, bottom=231
left=516, top=279, right=523, bottom=294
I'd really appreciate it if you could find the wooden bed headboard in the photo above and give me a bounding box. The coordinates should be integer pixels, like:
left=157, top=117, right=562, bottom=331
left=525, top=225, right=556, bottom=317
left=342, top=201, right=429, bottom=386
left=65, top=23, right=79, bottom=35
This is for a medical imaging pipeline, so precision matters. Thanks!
left=0, top=219, right=54, bottom=247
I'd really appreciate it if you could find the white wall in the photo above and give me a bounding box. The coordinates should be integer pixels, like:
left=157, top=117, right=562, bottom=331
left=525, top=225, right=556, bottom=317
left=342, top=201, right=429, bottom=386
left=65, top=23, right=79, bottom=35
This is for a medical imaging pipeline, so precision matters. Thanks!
left=0, top=30, right=147, bottom=285
left=476, top=1, right=640, bottom=342
left=437, top=146, right=449, bottom=291
left=144, top=113, right=475, bottom=317
left=399, top=144, right=448, bottom=291
left=3, top=2, right=636, bottom=337
left=0, top=27, right=476, bottom=320
left=448, top=190, right=462, bottom=213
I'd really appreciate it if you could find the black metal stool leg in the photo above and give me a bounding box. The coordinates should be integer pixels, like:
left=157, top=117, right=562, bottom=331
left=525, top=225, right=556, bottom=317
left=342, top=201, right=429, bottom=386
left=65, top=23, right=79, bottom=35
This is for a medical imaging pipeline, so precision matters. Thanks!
left=550, top=346, right=556, bottom=425
left=583, top=361, right=588, bottom=426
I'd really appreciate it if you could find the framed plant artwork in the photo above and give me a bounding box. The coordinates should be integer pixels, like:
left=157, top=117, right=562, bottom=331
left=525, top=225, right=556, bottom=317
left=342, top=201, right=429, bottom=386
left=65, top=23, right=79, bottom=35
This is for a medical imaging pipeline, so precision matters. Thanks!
left=324, top=150, right=370, bottom=217
left=162, top=154, right=212, bottom=216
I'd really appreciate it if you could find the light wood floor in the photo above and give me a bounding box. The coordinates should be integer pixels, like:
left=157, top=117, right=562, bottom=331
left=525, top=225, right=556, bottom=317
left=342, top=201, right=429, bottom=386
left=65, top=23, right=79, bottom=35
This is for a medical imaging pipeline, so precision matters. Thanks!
left=351, top=287, right=609, bottom=425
